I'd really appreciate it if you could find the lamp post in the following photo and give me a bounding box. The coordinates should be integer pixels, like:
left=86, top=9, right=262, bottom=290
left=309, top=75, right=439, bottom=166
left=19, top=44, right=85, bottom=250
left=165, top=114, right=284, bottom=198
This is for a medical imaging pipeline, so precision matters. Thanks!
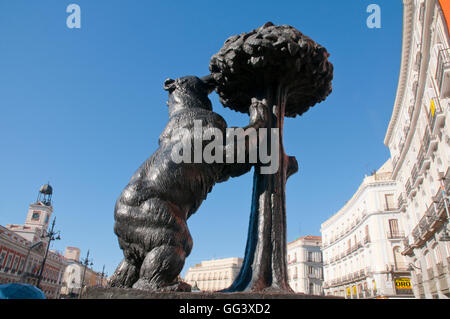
left=20, top=241, right=43, bottom=282
left=98, top=264, right=106, bottom=287
left=79, top=250, right=93, bottom=299
left=36, top=217, right=61, bottom=289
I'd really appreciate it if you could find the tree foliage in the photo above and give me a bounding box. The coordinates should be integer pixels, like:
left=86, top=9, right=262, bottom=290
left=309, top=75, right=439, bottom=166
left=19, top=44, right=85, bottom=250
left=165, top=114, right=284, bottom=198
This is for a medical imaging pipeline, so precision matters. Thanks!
left=209, top=22, right=334, bottom=117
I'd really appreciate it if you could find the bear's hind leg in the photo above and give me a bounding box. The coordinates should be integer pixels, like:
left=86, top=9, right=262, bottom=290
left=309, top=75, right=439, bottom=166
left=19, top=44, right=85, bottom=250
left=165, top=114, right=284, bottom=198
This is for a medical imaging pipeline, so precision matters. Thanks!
left=132, top=245, right=191, bottom=292
left=109, top=258, right=140, bottom=288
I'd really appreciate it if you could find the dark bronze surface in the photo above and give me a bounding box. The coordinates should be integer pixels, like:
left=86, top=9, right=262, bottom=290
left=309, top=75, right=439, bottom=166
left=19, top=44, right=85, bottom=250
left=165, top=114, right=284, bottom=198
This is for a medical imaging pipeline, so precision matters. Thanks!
left=213, top=22, right=333, bottom=293
left=110, top=22, right=333, bottom=293
left=110, top=76, right=266, bottom=291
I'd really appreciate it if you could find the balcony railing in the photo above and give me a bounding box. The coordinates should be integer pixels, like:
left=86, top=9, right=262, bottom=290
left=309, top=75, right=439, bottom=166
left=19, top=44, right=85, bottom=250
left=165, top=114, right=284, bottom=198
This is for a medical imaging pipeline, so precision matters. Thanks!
left=436, top=262, right=445, bottom=276
left=392, top=262, right=410, bottom=272
left=406, top=179, right=413, bottom=197
left=412, top=226, right=421, bottom=244
left=427, top=267, right=435, bottom=280
left=387, top=231, right=405, bottom=239
left=397, top=193, right=406, bottom=211
left=307, top=273, right=317, bottom=279
left=326, top=268, right=371, bottom=288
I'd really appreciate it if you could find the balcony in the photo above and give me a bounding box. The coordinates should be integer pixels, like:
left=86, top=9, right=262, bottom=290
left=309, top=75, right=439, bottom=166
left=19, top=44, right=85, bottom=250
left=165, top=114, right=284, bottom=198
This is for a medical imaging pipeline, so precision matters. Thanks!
left=436, top=262, right=445, bottom=276
left=417, top=144, right=431, bottom=174
left=406, top=179, right=415, bottom=198
left=392, top=262, right=410, bottom=273
left=307, top=273, right=317, bottom=279
left=427, top=268, right=435, bottom=280
left=412, top=226, right=421, bottom=245
left=436, top=48, right=450, bottom=98
left=411, top=164, right=424, bottom=188
left=387, top=231, right=405, bottom=240
left=422, top=128, right=439, bottom=158
left=397, top=194, right=407, bottom=212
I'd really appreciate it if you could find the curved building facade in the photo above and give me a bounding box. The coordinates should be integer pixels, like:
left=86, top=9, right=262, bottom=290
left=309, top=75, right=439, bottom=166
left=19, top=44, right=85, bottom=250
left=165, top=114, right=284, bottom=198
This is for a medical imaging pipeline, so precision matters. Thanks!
left=384, top=0, right=450, bottom=299
left=321, top=161, right=413, bottom=298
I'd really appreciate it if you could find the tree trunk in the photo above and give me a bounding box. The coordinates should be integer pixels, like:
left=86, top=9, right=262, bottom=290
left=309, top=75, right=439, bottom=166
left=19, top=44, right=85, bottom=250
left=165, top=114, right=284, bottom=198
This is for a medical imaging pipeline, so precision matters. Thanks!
left=224, top=86, right=298, bottom=292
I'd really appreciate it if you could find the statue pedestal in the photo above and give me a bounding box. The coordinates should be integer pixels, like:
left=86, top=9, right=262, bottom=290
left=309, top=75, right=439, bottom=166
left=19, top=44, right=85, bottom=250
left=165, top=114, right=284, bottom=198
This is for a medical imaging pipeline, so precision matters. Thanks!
left=83, top=287, right=342, bottom=299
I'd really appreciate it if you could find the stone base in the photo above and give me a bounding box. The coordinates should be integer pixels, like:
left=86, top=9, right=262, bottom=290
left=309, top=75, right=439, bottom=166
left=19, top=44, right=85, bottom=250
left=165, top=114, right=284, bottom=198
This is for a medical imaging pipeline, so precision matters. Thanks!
left=83, top=287, right=342, bottom=299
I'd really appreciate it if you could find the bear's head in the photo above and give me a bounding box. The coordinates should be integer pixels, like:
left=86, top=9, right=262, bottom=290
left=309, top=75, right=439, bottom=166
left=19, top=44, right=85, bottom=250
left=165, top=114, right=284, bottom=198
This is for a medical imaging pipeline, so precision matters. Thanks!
left=164, top=75, right=216, bottom=114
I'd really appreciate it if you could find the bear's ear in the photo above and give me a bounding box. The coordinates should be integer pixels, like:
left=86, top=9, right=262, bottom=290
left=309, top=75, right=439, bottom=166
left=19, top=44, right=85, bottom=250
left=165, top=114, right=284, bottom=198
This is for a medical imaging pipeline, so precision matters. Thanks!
left=163, top=78, right=176, bottom=92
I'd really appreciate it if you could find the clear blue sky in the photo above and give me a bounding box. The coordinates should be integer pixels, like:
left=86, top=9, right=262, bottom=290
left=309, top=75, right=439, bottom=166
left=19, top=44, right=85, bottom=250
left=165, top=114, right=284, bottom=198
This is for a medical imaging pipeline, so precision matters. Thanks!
left=0, top=0, right=402, bottom=278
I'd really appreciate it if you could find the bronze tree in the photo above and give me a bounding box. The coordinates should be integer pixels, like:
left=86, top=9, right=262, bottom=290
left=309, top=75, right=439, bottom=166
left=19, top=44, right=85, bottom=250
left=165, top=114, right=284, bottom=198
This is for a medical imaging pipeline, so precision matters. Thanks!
left=210, top=22, right=334, bottom=292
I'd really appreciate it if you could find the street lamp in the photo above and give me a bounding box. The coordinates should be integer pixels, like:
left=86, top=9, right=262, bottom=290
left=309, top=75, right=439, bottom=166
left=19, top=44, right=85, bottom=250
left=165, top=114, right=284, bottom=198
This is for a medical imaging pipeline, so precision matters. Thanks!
left=99, top=265, right=107, bottom=287
left=79, top=250, right=93, bottom=299
left=20, top=241, right=43, bottom=282
left=36, top=217, right=61, bottom=289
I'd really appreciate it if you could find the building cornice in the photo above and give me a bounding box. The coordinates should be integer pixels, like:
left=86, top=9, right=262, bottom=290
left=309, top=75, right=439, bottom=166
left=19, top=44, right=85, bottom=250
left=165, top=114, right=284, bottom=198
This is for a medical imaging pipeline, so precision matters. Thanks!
left=384, top=0, right=415, bottom=147
left=321, top=179, right=396, bottom=230
left=322, top=209, right=401, bottom=251
left=391, top=0, right=437, bottom=179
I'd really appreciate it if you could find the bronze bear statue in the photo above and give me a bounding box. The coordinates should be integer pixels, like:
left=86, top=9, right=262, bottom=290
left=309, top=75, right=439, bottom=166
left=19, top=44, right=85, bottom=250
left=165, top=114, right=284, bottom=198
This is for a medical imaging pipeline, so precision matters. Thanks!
left=109, top=75, right=267, bottom=291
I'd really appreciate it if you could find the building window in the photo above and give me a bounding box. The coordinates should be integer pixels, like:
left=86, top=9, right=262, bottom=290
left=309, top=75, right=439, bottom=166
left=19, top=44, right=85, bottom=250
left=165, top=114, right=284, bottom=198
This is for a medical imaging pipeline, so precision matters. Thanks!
left=433, top=245, right=442, bottom=264
left=0, top=251, right=6, bottom=270
left=365, top=225, right=370, bottom=243
left=5, top=255, right=13, bottom=272
left=424, top=251, right=433, bottom=270
left=393, top=246, right=407, bottom=271
left=11, top=256, right=19, bottom=274
left=385, top=194, right=395, bottom=210
left=308, top=265, right=314, bottom=275
left=388, top=219, right=400, bottom=237
left=18, top=259, right=24, bottom=274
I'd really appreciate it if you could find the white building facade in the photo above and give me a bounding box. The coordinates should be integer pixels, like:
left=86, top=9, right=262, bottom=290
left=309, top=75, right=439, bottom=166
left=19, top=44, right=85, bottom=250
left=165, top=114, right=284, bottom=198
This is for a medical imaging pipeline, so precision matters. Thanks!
left=384, top=0, right=450, bottom=299
left=321, top=161, right=414, bottom=299
left=60, top=247, right=106, bottom=298
left=287, top=235, right=323, bottom=295
left=184, top=257, right=243, bottom=292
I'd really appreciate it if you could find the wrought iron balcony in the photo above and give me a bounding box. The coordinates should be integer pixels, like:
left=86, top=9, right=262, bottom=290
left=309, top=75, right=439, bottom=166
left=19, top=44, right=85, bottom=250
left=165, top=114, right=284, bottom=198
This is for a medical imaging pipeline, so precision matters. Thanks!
left=406, top=179, right=413, bottom=197
left=387, top=231, right=405, bottom=239
left=436, top=262, right=445, bottom=276
left=412, top=226, right=421, bottom=244
left=307, top=273, right=317, bottom=279
left=392, top=262, right=410, bottom=272
left=427, top=267, right=435, bottom=280
left=397, top=193, right=407, bottom=211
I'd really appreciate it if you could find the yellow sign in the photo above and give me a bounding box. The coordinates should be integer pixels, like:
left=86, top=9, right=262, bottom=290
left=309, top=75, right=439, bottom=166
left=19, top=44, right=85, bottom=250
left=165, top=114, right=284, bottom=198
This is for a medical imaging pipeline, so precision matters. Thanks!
left=346, top=287, right=351, bottom=296
left=430, top=98, right=436, bottom=117
left=395, top=278, right=412, bottom=290
left=353, top=286, right=357, bottom=295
